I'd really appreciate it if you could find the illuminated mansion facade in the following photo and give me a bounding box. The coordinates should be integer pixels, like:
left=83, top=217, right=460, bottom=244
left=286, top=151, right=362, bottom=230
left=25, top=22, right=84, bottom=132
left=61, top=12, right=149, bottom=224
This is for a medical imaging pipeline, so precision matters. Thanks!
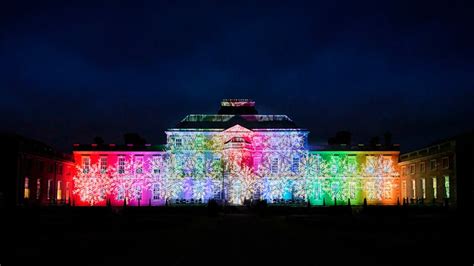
left=71, top=99, right=401, bottom=206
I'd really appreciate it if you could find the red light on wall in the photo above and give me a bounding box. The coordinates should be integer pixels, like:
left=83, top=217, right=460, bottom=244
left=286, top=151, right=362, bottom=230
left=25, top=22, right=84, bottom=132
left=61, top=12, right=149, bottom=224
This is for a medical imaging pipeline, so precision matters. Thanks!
left=91, top=144, right=97, bottom=147
left=73, top=144, right=80, bottom=147
left=109, top=144, right=116, bottom=147
left=127, top=144, right=134, bottom=147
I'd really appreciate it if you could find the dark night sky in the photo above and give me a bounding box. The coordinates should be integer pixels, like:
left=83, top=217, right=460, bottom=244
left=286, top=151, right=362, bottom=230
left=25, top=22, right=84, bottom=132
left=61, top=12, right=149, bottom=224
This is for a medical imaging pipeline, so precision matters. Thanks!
left=1, top=0, right=473, bottom=152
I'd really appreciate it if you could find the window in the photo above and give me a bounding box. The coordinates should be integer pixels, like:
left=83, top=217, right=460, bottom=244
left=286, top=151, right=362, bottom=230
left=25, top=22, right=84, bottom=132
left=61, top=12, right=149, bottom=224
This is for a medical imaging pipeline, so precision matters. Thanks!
left=442, top=157, right=449, bottom=169
left=366, top=181, right=376, bottom=200
left=330, top=155, right=340, bottom=174
left=47, top=179, right=52, bottom=200
left=36, top=179, right=41, bottom=200
left=411, top=179, right=416, bottom=199
left=401, top=166, right=407, bottom=176
left=135, top=156, right=143, bottom=174
left=83, top=156, right=91, bottom=173
left=270, top=157, right=279, bottom=174
left=347, top=156, right=357, bottom=173
left=401, top=180, right=407, bottom=199
left=384, top=182, right=392, bottom=199
left=444, top=176, right=450, bottom=198
left=135, top=186, right=142, bottom=200
left=432, top=177, right=437, bottom=199
left=152, top=156, right=161, bottom=174
left=117, top=187, right=124, bottom=200
left=410, top=164, right=416, bottom=175
left=24, top=177, right=30, bottom=199
left=291, top=156, right=299, bottom=173
left=313, top=183, right=321, bottom=200
left=65, top=182, right=70, bottom=202
left=99, top=188, right=106, bottom=200
left=331, top=182, right=340, bottom=199
left=57, top=181, right=62, bottom=201
left=100, top=156, right=107, bottom=173
left=57, top=165, right=63, bottom=175
left=348, top=181, right=356, bottom=199
left=175, top=138, right=182, bottom=147
left=153, top=184, right=160, bottom=200
left=430, top=159, right=437, bottom=171
left=48, top=164, right=54, bottom=173
left=196, top=156, right=204, bottom=174
left=383, top=156, right=392, bottom=170
left=421, top=178, right=426, bottom=199
left=118, top=156, right=125, bottom=174
left=39, top=161, right=44, bottom=172
left=420, top=162, right=425, bottom=173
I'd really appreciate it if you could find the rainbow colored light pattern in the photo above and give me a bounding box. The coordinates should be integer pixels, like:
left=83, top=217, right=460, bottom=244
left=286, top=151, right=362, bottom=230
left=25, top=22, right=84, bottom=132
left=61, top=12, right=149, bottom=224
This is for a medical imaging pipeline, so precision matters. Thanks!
left=72, top=125, right=399, bottom=206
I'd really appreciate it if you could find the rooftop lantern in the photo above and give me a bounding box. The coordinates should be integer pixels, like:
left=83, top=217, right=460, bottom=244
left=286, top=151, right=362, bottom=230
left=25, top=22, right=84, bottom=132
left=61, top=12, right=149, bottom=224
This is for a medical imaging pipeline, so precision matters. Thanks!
left=218, top=99, right=258, bottom=115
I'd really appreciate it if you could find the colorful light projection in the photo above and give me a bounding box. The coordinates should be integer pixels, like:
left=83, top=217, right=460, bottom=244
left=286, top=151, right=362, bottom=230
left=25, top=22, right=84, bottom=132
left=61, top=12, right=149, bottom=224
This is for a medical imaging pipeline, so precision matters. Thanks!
left=301, top=153, right=399, bottom=205
left=73, top=163, right=111, bottom=206
left=73, top=126, right=399, bottom=206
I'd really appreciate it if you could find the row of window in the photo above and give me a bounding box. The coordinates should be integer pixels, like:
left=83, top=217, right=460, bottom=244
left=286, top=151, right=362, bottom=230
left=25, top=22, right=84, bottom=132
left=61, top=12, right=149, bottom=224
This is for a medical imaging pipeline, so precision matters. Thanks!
left=172, top=136, right=304, bottom=148
left=401, top=176, right=450, bottom=200
left=23, top=177, right=70, bottom=202
left=82, top=155, right=163, bottom=174
left=402, top=157, right=449, bottom=176
left=25, top=159, right=66, bottom=174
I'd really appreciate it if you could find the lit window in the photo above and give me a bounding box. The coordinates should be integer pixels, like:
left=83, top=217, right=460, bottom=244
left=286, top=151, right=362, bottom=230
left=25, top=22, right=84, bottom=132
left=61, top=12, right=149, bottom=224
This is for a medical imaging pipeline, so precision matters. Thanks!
left=153, top=184, right=160, bottom=200
left=82, top=157, right=91, bottom=173
left=430, top=160, right=437, bottom=171
left=175, top=138, right=182, bottom=147
left=401, top=180, right=407, bottom=199
left=65, top=182, right=70, bottom=202
left=57, top=181, right=62, bottom=201
left=442, top=157, right=449, bottom=169
left=100, top=156, right=107, bottom=173
left=411, top=179, right=416, bottom=199
left=36, top=179, right=41, bottom=200
left=410, top=164, right=416, bottom=175
left=118, top=156, right=125, bottom=174
left=420, top=162, right=425, bottom=173
left=444, top=176, right=450, bottom=198
left=421, top=178, right=426, bottom=199
left=47, top=179, right=52, bottom=200
left=270, top=157, right=279, bottom=174
left=401, top=166, right=406, bottom=176
left=24, top=177, right=30, bottom=199
left=432, top=177, right=437, bottom=199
